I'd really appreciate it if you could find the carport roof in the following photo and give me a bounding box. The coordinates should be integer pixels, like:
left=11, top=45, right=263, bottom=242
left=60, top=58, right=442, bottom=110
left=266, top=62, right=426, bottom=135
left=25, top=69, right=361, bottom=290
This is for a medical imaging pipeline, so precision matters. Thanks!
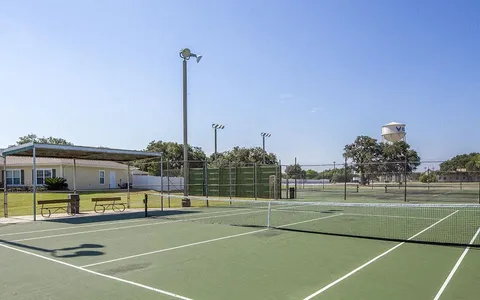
left=1, top=143, right=162, bottom=162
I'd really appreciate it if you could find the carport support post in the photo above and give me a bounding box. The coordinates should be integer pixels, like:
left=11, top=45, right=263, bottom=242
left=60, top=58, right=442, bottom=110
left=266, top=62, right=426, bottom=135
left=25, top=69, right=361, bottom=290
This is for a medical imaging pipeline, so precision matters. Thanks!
left=127, top=164, right=131, bottom=208
left=33, top=147, right=37, bottom=221
left=73, top=159, right=77, bottom=193
left=3, top=156, right=7, bottom=218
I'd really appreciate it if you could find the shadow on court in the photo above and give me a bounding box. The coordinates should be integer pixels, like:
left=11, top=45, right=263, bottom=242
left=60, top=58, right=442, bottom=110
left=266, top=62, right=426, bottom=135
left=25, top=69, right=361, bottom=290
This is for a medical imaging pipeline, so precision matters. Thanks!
left=43, top=209, right=203, bottom=225
left=0, top=239, right=106, bottom=258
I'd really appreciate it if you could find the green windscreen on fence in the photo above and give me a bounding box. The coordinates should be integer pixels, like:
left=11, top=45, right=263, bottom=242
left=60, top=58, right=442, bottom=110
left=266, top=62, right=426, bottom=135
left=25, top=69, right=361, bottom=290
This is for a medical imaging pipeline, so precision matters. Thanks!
left=188, top=165, right=281, bottom=199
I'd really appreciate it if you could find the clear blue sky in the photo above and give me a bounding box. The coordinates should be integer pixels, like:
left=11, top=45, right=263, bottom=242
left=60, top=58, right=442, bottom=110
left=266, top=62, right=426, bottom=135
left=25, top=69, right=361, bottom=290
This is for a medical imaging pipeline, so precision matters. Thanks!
left=1, top=0, right=479, bottom=165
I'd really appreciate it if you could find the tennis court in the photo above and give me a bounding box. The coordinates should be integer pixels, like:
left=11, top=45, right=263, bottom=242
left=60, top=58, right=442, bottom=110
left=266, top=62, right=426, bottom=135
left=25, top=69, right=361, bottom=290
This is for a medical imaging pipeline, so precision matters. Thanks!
left=1, top=194, right=479, bottom=300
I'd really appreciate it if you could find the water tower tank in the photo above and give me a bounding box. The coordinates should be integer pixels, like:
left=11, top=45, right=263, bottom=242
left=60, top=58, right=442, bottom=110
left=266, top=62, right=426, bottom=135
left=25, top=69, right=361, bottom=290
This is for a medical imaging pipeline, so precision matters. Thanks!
left=381, top=122, right=406, bottom=142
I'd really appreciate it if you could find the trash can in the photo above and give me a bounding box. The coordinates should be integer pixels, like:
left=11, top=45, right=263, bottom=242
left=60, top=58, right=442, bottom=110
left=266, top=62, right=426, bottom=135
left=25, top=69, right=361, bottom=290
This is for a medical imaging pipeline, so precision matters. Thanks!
left=182, top=198, right=191, bottom=207
left=289, top=187, right=295, bottom=199
left=68, top=194, right=80, bottom=214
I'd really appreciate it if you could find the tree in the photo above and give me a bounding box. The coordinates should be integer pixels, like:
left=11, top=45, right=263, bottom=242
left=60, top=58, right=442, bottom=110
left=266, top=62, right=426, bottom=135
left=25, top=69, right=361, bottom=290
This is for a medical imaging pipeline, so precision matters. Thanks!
left=305, top=169, right=319, bottom=179
left=419, top=172, right=437, bottom=183
left=213, top=146, right=278, bottom=166
left=343, top=136, right=382, bottom=184
left=137, top=140, right=207, bottom=175
left=344, top=136, right=421, bottom=184
left=285, top=164, right=303, bottom=179
left=380, top=141, right=421, bottom=179
left=465, top=154, right=480, bottom=171
left=440, top=153, right=480, bottom=172
left=331, top=167, right=354, bottom=183
left=16, top=134, right=73, bottom=145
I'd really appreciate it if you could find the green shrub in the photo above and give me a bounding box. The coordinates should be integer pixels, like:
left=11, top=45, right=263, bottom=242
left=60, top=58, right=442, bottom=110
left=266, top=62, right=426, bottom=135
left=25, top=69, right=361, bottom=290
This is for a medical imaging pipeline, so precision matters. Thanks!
left=419, top=173, right=437, bottom=183
left=44, top=177, right=69, bottom=190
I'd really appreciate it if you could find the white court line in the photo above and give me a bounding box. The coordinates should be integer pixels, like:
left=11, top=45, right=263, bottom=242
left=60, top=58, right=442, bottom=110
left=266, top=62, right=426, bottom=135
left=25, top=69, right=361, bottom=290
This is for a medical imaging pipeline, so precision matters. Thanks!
left=433, top=227, right=480, bottom=300
left=81, top=214, right=343, bottom=268
left=272, top=208, right=437, bottom=220
left=0, top=218, right=151, bottom=237
left=0, top=242, right=193, bottom=300
left=10, top=208, right=267, bottom=243
left=0, top=207, right=252, bottom=238
left=342, top=213, right=438, bottom=220
left=302, top=210, right=459, bottom=300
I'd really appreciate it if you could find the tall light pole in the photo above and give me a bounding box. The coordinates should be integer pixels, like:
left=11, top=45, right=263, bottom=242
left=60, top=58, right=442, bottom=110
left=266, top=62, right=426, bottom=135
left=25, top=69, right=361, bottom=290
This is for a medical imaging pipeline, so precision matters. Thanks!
left=180, top=48, right=202, bottom=205
left=212, top=124, right=225, bottom=160
left=261, top=132, right=271, bottom=164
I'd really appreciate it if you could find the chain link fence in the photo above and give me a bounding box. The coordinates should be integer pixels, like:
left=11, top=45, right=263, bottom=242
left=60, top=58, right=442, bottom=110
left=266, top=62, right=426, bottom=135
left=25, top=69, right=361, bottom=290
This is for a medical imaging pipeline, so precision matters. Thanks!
left=283, top=161, right=480, bottom=204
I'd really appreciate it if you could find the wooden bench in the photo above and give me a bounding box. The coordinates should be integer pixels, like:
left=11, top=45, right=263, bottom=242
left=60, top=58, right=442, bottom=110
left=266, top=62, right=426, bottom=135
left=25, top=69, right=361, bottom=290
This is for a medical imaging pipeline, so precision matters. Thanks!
left=37, top=199, right=77, bottom=218
left=91, top=197, right=125, bottom=213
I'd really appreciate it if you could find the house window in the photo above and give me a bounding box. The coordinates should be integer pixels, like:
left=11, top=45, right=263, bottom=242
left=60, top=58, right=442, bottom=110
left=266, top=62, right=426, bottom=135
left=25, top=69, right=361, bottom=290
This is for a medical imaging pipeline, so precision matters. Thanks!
left=36, top=169, right=53, bottom=185
left=6, top=170, right=21, bottom=185
left=99, top=170, right=105, bottom=184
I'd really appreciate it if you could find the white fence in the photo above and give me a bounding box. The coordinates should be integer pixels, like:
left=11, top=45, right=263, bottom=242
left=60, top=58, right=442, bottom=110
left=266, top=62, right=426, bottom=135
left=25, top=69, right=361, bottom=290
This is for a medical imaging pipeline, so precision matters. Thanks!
left=132, top=175, right=184, bottom=191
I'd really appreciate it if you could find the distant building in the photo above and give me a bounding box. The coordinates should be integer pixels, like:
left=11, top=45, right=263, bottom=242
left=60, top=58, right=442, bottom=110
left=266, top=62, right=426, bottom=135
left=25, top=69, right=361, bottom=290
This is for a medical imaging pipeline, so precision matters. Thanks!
left=0, top=154, right=132, bottom=191
left=437, top=169, right=480, bottom=182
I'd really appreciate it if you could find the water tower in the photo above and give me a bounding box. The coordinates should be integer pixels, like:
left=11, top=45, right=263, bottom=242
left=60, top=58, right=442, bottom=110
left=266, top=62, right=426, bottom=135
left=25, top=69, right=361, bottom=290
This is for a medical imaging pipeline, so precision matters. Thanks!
left=381, top=122, right=406, bottom=143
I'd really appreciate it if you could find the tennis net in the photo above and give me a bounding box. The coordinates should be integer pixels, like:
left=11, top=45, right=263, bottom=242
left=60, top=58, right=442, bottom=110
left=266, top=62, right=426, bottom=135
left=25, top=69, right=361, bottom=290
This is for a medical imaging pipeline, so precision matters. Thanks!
left=146, top=193, right=480, bottom=247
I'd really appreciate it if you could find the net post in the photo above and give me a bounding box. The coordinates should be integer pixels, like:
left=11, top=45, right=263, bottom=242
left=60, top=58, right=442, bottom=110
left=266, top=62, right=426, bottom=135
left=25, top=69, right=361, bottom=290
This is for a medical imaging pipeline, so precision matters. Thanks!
left=478, top=179, right=480, bottom=204
left=267, top=201, right=271, bottom=228
left=204, top=160, right=209, bottom=207
left=144, top=193, right=148, bottom=217
left=160, top=156, right=164, bottom=211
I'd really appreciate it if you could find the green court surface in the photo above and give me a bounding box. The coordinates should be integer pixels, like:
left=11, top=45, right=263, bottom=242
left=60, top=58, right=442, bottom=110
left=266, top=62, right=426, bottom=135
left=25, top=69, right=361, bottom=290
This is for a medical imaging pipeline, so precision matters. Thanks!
left=1, top=198, right=479, bottom=300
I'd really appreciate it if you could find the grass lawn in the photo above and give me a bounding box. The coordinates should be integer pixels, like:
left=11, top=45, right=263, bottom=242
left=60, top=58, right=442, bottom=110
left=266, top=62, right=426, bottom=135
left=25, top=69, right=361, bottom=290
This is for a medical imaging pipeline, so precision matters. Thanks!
left=0, top=190, right=183, bottom=217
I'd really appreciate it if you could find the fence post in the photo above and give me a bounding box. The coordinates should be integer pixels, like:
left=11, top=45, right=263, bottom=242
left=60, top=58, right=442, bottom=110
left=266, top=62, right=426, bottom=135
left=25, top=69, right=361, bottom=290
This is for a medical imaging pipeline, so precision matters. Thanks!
left=229, top=163, right=232, bottom=198
left=254, top=163, right=257, bottom=200
left=229, top=163, right=233, bottom=204
left=344, top=158, right=347, bottom=201
left=404, top=157, right=408, bottom=202
left=427, top=168, right=430, bottom=191
left=204, top=161, right=209, bottom=207
left=274, top=163, right=279, bottom=199
left=160, top=157, right=164, bottom=210
left=286, top=167, right=290, bottom=199
left=167, top=160, right=170, bottom=208
left=294, top=157, right=297, bottom=199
